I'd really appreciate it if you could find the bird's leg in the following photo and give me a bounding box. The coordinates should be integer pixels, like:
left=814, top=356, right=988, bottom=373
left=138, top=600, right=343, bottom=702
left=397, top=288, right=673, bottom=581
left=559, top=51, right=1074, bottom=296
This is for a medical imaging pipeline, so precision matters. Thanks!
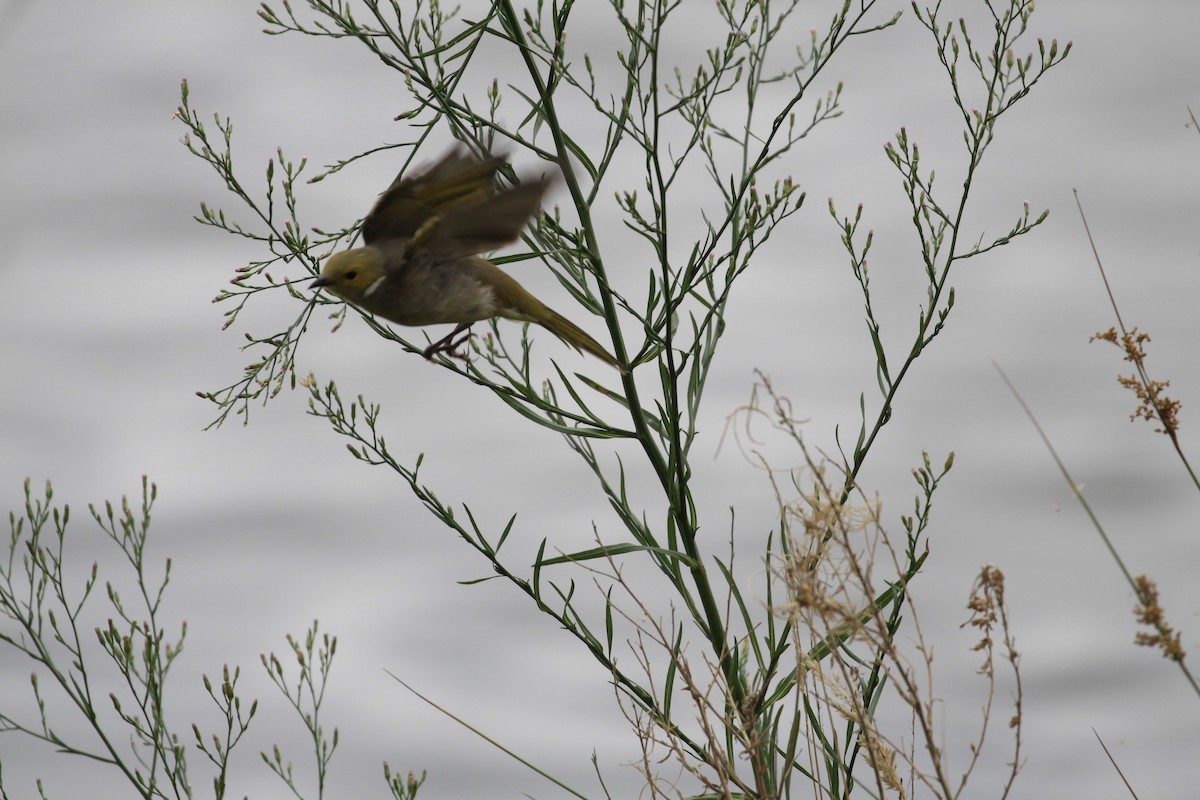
left=422, top=323, right=475, bottom=362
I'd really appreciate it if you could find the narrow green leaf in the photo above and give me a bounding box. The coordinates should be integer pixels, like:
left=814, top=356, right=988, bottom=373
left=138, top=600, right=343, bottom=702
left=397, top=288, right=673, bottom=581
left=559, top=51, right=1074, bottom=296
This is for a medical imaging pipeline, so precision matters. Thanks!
left=576, top=374, right=667, bottom=437
left=536, top=542, right=697, bottom=569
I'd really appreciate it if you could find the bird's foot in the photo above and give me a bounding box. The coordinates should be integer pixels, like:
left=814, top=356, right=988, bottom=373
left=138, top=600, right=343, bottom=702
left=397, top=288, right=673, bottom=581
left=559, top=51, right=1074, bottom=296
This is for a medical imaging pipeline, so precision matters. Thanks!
left=422, top=326, right=475, bottom=363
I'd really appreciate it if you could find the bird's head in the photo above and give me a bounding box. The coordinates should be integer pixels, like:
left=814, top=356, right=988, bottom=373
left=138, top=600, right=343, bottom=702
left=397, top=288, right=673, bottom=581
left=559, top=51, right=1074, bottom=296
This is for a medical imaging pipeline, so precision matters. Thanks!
left=310, top=247, right=386, bottom=304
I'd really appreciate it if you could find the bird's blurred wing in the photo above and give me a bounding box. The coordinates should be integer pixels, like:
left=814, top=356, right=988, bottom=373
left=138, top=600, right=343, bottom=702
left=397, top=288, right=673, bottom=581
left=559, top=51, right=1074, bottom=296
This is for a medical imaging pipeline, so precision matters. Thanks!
left=425, top=179, right=550, bottom=260
left=362, top=148, right=503, bottom=245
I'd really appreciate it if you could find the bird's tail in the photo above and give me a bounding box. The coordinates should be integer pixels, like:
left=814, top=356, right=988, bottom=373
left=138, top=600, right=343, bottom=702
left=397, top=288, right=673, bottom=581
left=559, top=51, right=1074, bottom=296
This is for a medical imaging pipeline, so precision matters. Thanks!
left=540, top=310, right=625, bottom=371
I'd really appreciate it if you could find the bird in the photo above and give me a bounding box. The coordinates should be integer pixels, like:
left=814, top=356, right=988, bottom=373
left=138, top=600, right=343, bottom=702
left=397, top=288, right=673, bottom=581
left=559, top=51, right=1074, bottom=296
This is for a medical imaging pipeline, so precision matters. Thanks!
left=309, top=148, right=622, bottom=370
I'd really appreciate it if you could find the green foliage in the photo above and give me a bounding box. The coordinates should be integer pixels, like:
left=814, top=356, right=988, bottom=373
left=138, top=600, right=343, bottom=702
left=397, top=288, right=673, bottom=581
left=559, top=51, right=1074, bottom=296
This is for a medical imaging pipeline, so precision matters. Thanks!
left=5, top=0, right=1072, bottom=797
left=178, top=0, right=1067, bottom=796
left=0, top=480, right=363, bottom=799
left=0, top=477, right=192, bottom=797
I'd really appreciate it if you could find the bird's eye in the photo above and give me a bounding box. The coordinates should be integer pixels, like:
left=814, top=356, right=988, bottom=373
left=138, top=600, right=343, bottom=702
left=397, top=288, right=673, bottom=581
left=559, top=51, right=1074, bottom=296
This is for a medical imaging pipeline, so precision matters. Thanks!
left=345, top=271, right=357, bottom=280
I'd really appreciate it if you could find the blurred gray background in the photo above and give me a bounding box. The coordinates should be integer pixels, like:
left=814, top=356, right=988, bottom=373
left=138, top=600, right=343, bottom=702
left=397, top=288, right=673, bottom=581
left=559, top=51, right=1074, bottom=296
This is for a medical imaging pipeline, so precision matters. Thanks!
left=1, top=1, right=1197, bottom=797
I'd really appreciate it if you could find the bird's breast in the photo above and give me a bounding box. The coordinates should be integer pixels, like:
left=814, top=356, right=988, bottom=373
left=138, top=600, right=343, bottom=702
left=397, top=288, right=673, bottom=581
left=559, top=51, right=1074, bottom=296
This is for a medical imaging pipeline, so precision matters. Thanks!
left=363, top=255, right=499, bottom=327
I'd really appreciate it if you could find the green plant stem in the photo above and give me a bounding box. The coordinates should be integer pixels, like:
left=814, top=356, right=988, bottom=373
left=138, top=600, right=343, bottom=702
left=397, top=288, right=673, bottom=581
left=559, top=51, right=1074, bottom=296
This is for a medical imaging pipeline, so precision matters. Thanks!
left=996, top=363, right=1200, bottom=699
left=496, top=0, right=738, bottom=705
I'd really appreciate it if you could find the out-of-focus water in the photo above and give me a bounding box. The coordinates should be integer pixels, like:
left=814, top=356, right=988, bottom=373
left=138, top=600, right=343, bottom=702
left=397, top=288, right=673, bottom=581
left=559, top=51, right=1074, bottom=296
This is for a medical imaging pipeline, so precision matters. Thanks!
left=1, top=1, right=1197, bottom=797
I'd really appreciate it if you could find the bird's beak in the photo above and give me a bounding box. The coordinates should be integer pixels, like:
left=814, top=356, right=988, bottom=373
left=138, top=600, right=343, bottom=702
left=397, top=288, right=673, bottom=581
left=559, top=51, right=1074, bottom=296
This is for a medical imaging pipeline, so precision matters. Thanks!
left=309, top=276, right=332, bottom=289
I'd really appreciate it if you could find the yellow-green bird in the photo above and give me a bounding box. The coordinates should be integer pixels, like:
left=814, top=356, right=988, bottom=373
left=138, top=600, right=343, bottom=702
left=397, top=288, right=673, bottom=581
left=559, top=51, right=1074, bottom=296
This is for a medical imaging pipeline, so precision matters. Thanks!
left=310, top=148, right=622, bottom=370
